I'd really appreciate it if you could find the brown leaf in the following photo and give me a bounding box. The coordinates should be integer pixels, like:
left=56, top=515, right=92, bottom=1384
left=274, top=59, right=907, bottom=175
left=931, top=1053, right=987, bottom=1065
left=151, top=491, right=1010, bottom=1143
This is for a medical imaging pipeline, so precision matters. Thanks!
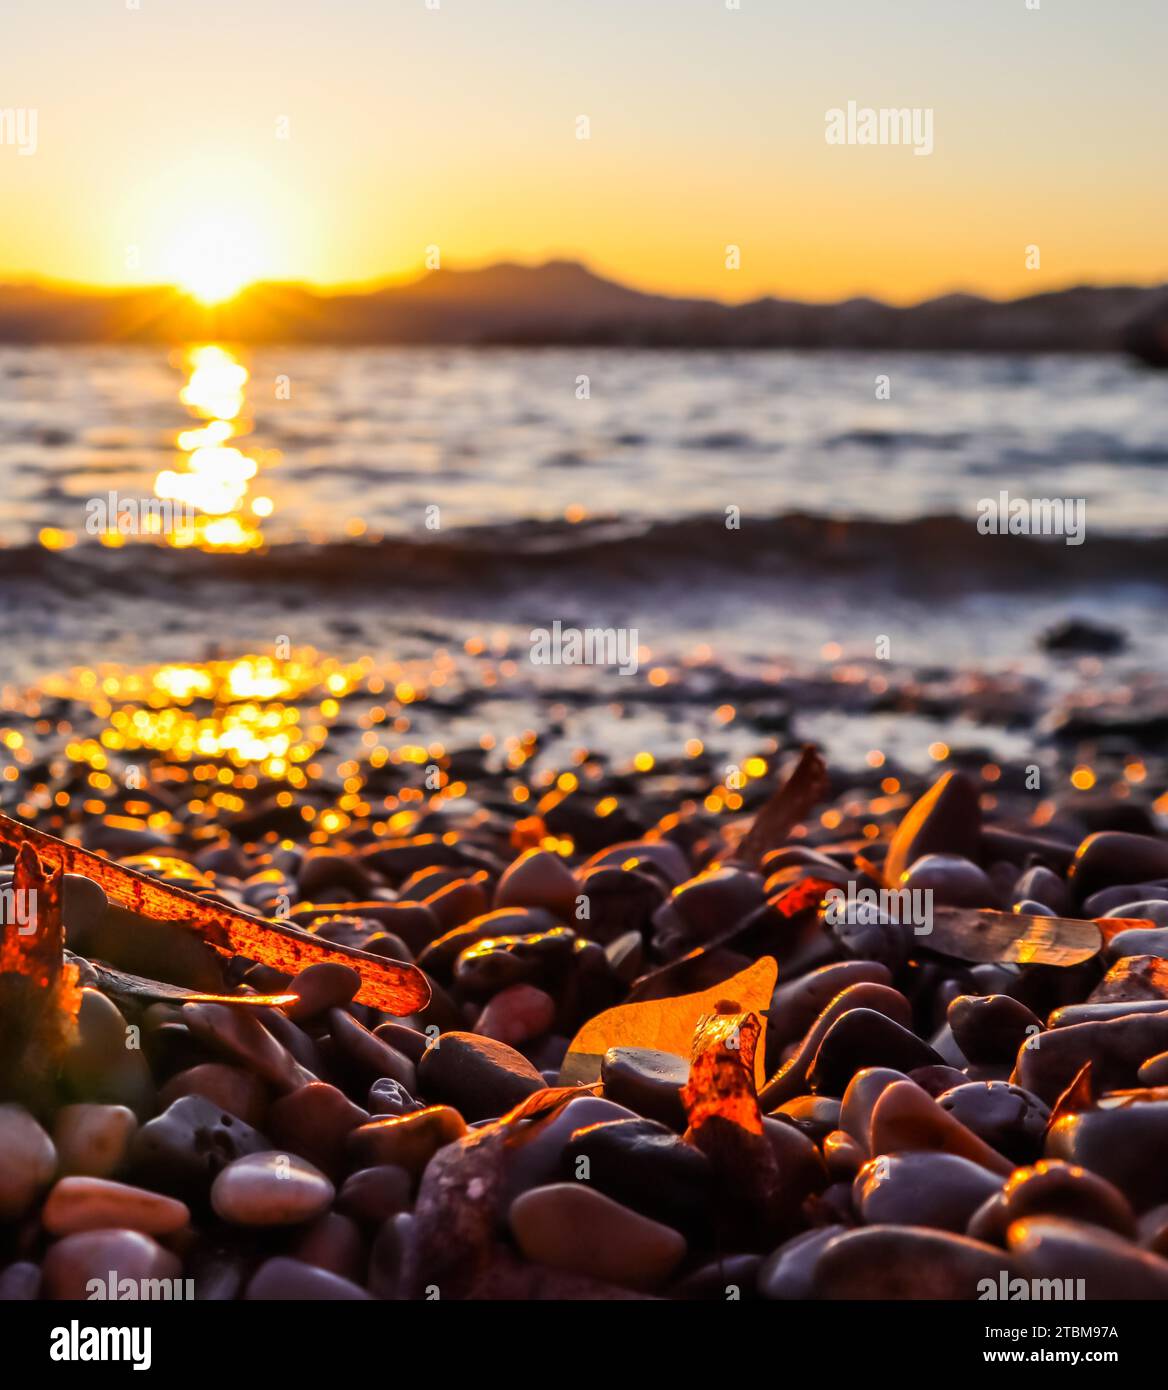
left=0, top=813, right=428, bottom=1015
left=732, top=745, right=828, bottom=868
left=923, top=907, right=1101, bottom=967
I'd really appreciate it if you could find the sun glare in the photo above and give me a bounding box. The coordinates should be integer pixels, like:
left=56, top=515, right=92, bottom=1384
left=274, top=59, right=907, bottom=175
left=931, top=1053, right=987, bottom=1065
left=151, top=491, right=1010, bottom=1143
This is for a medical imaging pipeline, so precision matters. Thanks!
left=167, top=214, right=263, bottom=304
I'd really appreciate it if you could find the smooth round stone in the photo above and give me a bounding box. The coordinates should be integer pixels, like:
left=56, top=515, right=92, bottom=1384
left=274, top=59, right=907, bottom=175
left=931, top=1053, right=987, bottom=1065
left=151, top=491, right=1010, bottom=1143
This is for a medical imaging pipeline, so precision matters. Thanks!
left=908, top=1064, right=969, bottom=1098
left=417, top=1031, right=546, bottom=1122
left=284, top=962, right=362, bottom=1022
left=772, top=1095, right=841, bottom=1143
left=368, top=1212, right=414, bottom=1299
left=474, top=984, right=556, bottom=1047
left=336, top=1165, right=413, bottom=1224
left=129, top=1095, right=269, bottom=1200
left=158, top=1064, right=269, bottom=1130
left=814, top=1225, right=1010, bottom=1299
left=825, top=907, right=912, bottom=971
left=855, top=1151, right=1002, bottom=1231
left=502, top=1095, right=634, bottom=1202
left=267, top=1082, right=370, bottom=1177
left=809, top=1010, right=944, bottom=1097
left=297, top=851, right=374, bottom=900
left=585, top=839, right=690, bottom=886
left=948, top=994, right=1042, bottom=1065
left=967, top=1160, right=1136, bottom=1245
left=181, top=1001, right=307, bottom=1093
left=211, top=1151, right=334, bottom=1227
left=900, top=853, right=996, bottom=908
left=453, top=927, right=577, bottom=997
left=823, top=1128, right=865, bottom=1180
left=245, top=1255, right=371, bottom=1300
left=0, top=1105, right=57, bottom=1220
left=367, top=1077, right=423, bottom=1117
left=563, top=1118, right=714, bottom=1229
left=1011, top=865, right=1071, bottom=916
left=53, top=1104, right=136, bottom=1180
left=1047, top=1099, right=1168, bottom=1211
left=494, top=849, right=579, bottom=919
left=1103, top=900, right=1168, bottom=926
left=509, top=1183, right=686, bottom=1291
left=328, top=1008, right=417, bottom=1090
left=417, top=907, right=555, bottom=979
left=601, top=1047, right=689, bottom=1128
left=346, top=1106, right=467, bottom=1177
left=1013, top=1011, right=1168, bottom=1104
left=42, top=1230, right=182, bottom=1301
left=839, top=1068, right=910, bottom=1149
left=1138, top=1051, right=1168, bottom=1086
left=884, top=771, right=981, bottom=887
left=758, top=1224, right=847, bottom=1300
left=1137, top=1203, right=1168, bottom=1256
left=761, top=1118, right=830, bottom=1208
left=425, top=876, right=490, bottom=932
left=1013, top=899, right=1055, bottom=917
left=936, top=1082, right=1049, bottom=1164
left=1105, top=925, right=1168, bottom=962
left=42, top=1176, right=190, bottom=1236
left=1008, top=1216, right=1168, bottom=1298
left=869, top=1080, right=1013, bottom=1177
left=1070, top=832, right=1168, bottom=904
left=61, top=989, right=155, bottom=1117
left=767, top=961, right=893, bottom=1050
left=1050, top=998, right=1168, bottom=1027
left=653, top=867, right=765, bottom=955
left=1085, top=884, right=1168, bottom=917
left=373, top=1022, right=429, bottom=1064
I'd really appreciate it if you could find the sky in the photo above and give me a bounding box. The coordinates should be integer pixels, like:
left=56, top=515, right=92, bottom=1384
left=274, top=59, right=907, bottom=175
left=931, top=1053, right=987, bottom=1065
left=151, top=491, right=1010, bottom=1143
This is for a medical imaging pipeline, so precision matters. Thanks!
left=1, top=0, right=1165, bottom=304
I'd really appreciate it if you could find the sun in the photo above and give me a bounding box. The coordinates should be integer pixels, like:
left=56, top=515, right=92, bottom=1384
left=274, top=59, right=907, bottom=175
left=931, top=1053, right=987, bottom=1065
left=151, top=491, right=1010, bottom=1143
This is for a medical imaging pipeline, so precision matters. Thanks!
left=167, top=213, right=264, bottom=305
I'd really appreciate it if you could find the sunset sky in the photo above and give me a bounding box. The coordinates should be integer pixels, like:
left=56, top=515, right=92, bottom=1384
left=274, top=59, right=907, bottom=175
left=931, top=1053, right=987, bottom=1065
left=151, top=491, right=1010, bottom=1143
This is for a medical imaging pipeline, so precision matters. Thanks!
left=2, top=0, right=1165, bottom=304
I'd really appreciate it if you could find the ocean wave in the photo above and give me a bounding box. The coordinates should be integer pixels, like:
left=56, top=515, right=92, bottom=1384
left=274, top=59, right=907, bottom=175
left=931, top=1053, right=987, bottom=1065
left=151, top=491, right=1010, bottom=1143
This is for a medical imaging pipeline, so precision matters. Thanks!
left=3, top=512, right=1166, bottom=596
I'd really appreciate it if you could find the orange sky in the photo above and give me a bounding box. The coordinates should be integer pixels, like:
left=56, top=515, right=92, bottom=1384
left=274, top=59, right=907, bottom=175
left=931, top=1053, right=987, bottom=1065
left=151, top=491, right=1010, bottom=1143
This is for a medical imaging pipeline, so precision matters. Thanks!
left=1, top=0, right=1165, bottom=305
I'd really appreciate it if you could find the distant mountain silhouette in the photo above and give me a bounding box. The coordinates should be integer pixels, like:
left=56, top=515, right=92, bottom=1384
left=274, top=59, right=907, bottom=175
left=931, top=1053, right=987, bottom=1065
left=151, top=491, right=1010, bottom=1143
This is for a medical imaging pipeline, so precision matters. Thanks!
left=1, top=261, right=1166, bottom=355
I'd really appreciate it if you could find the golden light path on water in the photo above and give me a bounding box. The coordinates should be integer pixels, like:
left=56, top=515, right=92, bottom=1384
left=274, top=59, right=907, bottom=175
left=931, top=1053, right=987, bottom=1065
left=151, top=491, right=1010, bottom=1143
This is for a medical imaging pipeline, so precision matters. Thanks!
left=154, top=345, right=274, bottom=551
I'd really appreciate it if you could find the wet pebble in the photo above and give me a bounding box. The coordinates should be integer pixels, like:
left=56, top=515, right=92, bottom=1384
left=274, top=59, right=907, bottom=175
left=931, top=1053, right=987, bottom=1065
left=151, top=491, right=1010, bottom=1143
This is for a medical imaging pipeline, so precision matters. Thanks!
left=42, top=1176, right=189, bottom=1236
left=211, top=1151, right=334, bottom=1227
left=562, top=1117, right=714, bottom=1230
left=346, top=1105, right=467, bottom=1177
left=854, top=1151, right=1002, bottom=1231
left=601, top=1047, right=689, bottom=1128
left=967, top=1159, right=1136, bottom=1245
left=416, top=1031, right=546, bottom=1121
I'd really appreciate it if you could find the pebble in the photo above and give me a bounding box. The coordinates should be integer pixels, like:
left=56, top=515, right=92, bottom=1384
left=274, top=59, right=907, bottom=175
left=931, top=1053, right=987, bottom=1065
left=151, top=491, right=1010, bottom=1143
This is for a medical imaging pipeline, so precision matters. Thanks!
left=211, top=1151, right=334, bottom=1226
left=42, top=1176, right=190, bottom=1236
left=884, top=771, right=981, bottom=886
left=289, top=1211, right=365, bottom=1282
left=900, top=853, right=997, bottom=908
left=502, top=1095, right=634, bottom=1201
left=494, top=848, right=580, bottom=919
left=0, top=1105, right=57, bottom=1220
left=284, top=962, right=362, bottom=1022
left=417, top=1031, right=547, bottom=1121
left=53, top=1103, right=137, bottom=1179
left=813, top=1224, right=1009, bottom=1299
left=1104, top=925, right=1168, bottom=962
left=473, top=983, right=557, bottom=1046
left=129, top=1095, right=269, bottom=1199
left=562, top=1117, right=715, bottom=1230
left=936, top=1081, right=1049, bottom=1164
left=509, top=1183, right=686, bottom=1291
left=328, top=1008, right=417, bottom=1090
left=1069, top=832, right=1168, bottom=904
left=601, top=1047, right=690, bottom=1128
left=1011, top=864, right=1071, bottom=916
left=767, top=960, right=893, bottom=1050
left=809, top=1009, right=945, bottom=1097
left=823, top=1128, right=866, bottom=1179
left=1012, top=1011, right=1168, bottom=1104
left=869, top=1079, right=1014, bottom=1176
left=948, top=993, right=1042, bottom=1064
left=1090, top=954, right=1168, bottom=1005
left=346, top=1106, right=467, bottom=1177
left=758, top=1225, right=847, bottom=1300
left=158, top=1064, right=269, bottom=1130
left=854, top=1151, right=1002, bottom=1231
left=182, top=1001, right=309, bottom=1093
left=336, top=1164, right=413, bottom=1224
left=0, top=1261, right=41, bottom=1300
left=245, top=1256, right=372, bottom=1300
left=839, top=1067, right=909, bottom=1150
left=967, top=1159, right=1136, bottom=1245
left=1008, top=1216, right=1168, bottom=1298
left=267, top=1082, right=370, bottom=1177
left=1047, top=1098, right=1168, bottom=1211
left=41, top=1229, right=182, bottom=1301
left=771, top=1094, right=841, bottom=1143
left=60, top=988, right=155, bottom=1117
left=367, top=1077, right=423, bottom=1116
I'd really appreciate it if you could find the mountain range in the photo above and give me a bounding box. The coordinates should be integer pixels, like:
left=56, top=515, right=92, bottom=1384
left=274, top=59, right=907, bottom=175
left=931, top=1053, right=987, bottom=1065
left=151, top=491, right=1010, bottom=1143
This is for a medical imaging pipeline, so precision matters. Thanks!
left=2, top=261, right=1167, bottom=358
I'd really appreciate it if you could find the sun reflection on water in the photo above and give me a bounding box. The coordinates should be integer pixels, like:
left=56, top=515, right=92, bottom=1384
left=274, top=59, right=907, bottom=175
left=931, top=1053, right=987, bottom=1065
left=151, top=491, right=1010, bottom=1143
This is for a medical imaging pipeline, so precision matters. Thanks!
left=154, top=345, right=274, bottom=551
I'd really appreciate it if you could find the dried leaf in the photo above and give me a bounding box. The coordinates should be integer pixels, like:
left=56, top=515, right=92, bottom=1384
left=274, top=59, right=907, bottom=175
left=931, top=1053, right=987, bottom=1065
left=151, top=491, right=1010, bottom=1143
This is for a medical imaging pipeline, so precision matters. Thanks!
left=732, top=745, right=828, bottom=868
left=0, top=813, right=429, bottom=1015
left=558, top=955, right=777, bottom=1088
left=923, top=907, right=1102, bottom=967
left=71, top=955, right=298, bottom=1011
left=683, top=1009, right=764, bottom=1136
